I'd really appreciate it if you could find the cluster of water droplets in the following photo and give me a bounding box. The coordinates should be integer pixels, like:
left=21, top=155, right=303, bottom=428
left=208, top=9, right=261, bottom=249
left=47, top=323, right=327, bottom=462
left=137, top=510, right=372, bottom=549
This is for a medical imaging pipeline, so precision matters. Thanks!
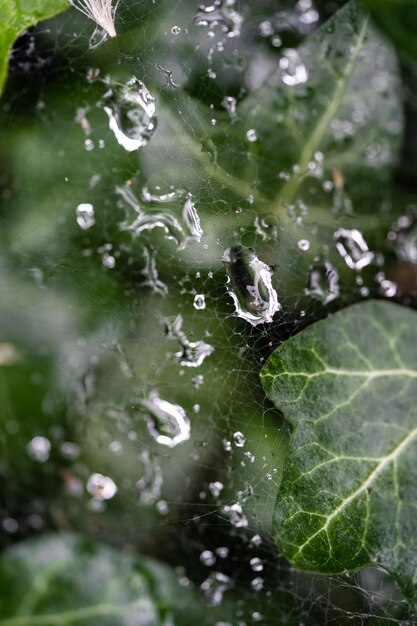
left=117, top=184, right=203, bottom=251
left=194, top=0, right=243, bottom=38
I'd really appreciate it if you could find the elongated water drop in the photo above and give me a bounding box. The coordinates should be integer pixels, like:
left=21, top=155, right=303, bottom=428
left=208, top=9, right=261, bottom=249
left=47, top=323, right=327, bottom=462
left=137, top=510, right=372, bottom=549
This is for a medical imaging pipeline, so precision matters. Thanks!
left=305, top=261, right=339, bottom=304
left=334, top=228, right=374, bottom=270
left=104, top=78, right=157, bottom=152
left=223, top=246, right=280, bottom=325
left=140, top=391, right=191, bottom=448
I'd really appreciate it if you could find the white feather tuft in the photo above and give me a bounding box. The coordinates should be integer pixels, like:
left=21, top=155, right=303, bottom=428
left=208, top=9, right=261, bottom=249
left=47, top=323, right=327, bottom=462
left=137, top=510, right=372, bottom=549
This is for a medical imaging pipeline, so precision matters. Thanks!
left=69, top=0, right=118, bottom=38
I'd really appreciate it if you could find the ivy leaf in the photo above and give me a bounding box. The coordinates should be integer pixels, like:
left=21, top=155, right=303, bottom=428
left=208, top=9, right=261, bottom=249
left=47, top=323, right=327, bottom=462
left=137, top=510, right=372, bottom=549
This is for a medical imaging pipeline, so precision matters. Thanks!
left=0, top=532, right=220, bottom=625
left=362, top=0, right=417, bottom=64
left=260, top=301, right=417, bottom=609
left=238, top=0, right=402, bottom=204
left=0, top=0, right=69, bottom=95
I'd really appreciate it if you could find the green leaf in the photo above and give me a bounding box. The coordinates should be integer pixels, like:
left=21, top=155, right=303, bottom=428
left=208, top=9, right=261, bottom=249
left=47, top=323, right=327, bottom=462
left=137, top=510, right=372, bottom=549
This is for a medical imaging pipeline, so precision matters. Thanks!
left=362, top=0, right=417, bottom=63
left=260, top=301, right=417, bottom=608
left=239, top=0, right=402, bottom=207
left=0, top=0, right=69, bottom=95
left=0, top=532, right=210, bottom=625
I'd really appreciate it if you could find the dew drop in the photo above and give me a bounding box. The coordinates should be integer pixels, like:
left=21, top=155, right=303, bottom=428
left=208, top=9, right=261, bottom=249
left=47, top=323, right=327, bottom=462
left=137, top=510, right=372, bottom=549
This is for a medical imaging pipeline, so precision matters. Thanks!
left=76, top=203, right=95, bottom=230
left=209, top=481, right=224, bottom=497
left=104, top=77, right=157, bottom=152
left=297, top=239, right=310, bottom=251
left=251, top=577, right=264, bottom=591
left=222, top=96, right=237, bottom=119
left=201, top=572, right=232, bottom=606
left=86, top=473, right=117, bottom=500
left=223, top=246, right=280, bottom=326
left=250, top=534, right=262, bottom=547
left=194, top=0, right=243, bottom=38
left=250, top=557, right=264, bottom=572
left=222, top=503, right=248, bottom=528
left=194, top=294, right=206, bottom=309
left=388, top=212, right=417, bottom=264
left=26, top=436, right=51, bottom=463
left=246, top=129, right=258, bottom=142
left=279, top=48, right=308, bottom=85
left=200, top=550, right=216, bottom=566
left=233, top=431, right=245, bottom=447
left=305, top=261, right=339, bottom=304
left=165, top=314, right=214, bottom=367
left=171, top=25, right=182, bottom=35
left=334, top=228, right=374, bottom=270
left=140, top=391, right=191, bottom=448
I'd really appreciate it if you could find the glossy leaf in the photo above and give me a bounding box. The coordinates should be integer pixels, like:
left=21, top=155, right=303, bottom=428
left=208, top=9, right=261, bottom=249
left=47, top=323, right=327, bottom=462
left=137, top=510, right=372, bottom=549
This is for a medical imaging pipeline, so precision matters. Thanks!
left=261, top=301, right=417, bottom=608
left=0, top=0, right=69, bottom=95
left=0, top=532, right=221, bottom=625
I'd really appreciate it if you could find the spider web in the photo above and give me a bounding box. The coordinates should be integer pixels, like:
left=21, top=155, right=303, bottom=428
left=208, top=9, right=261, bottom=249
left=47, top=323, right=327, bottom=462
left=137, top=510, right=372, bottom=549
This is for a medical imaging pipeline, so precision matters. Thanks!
left=0, top=0, right=415, bottom=624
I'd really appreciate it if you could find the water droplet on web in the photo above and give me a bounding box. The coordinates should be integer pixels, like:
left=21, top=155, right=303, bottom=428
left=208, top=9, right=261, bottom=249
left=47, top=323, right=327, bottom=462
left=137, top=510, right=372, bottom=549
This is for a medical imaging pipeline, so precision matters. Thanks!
left=222, top=503, right=248, bottom=528
left=279, top=49, right=308, bottom=86
left=376, top=272, right=398, bottom=299
left=259, top=20, right=274, bottom=37
left=251, top=577, right=264, bottom=591
left=305, top=261, right=339, bottom=304
left=216, top=547, right=229, bottom=558
left=165, top=314, right=214, bottom=367
left=26, top=436, right=51, bottom=462
left=84, top=139, right=94, bottom=151
left=287, top=200, right=308, bottom=225
left=388, top=212, right=417, bottom=264
left=254, top=216, right=278, bottom=242
left=209, top=481, right=224, bottom=497
left=222, top=96, right=237, bottom=119
left=194, top=0, right=243, bottom=38
left=201, top=572, right=232, bottom=606
left=250, top=557, right=264, bottom=572
left=117, top=185, right=202, bottom=250
left=182, top=196, right=204, bottom=245
left=246, top=129, right=258, bottom=142
left=141, top=246, right=168, bottom=296
left=194, top=294, right=206, bottom=309
left=76, top=203, right=95, bottom=230
left=61, top=441, right=80, bottom=460
left=171, top=25, right=182, bottom=35
left=104, top=77, right=157, bottom=152
left=297, top=239, right=310, bottom=251
left=86, top=473, right=117, bottom=500
left=250, top=534, right=262, bottom=547
left=244, top=451, right=255, bottom=462
left=2, top=518, right=19, bottom=534
left=192, top=374, right=205, bottom=388
left=86, top=67, right=100, bottom=83
left=223, top=246, right=280, bottom=326
left=233, top=431, right=245, bottom=447
left=223, top=438, right=232, bottom=452
left=142, top=185, right=183, bottom=203
left=136, top=450, right=163, bottom=505
left=156, top=500, right=169, bottom=515
left=140, top=391, right=191, bottom=447
left=98, top=243, right=116, bottom=269
left=200, top=550, right=216, bottom=566
left=334, top=228, right=374, bottom=270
